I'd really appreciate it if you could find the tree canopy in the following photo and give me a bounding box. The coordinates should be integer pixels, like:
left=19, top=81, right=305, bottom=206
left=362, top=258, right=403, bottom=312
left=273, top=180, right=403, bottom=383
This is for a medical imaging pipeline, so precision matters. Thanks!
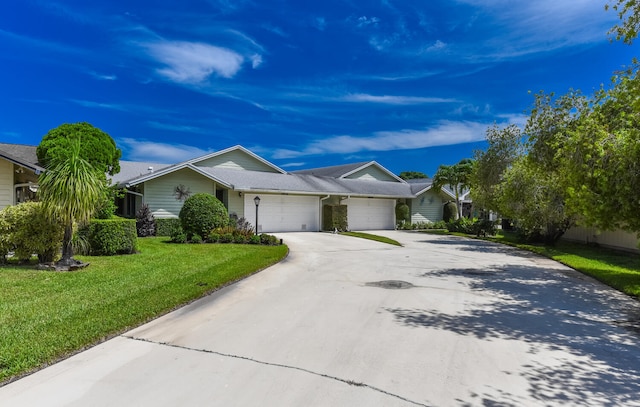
left=398, top=171, right=429, bottom=180
left=37, top=122, right=121, bottom=176
left=606, top=0, right=640, bottom=44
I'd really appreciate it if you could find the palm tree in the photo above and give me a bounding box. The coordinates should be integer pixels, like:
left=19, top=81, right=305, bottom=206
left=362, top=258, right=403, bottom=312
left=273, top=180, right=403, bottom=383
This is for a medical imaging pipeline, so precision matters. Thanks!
left=432, top=159, right=474, bottom=219
left=38, top=141, right=104, bottom=269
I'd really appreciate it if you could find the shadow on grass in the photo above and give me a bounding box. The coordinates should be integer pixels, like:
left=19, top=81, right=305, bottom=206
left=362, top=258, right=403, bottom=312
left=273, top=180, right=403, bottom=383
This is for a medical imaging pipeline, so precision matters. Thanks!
left=387, top=262, right=640, bottom=406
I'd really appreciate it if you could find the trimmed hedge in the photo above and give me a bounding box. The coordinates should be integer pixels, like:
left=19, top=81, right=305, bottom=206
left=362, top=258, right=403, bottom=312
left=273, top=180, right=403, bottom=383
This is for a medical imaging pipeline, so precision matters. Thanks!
left=179, top=193, right=228, bottom=240
left=156, top=218, right=181, bottom=237
left=82, top=218, right=138, bottom=255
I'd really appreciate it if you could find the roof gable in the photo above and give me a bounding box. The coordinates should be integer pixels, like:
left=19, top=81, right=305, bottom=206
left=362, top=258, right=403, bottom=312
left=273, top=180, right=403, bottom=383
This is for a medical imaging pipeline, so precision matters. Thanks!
left=190, top=145, right=285, bottom=173
left=342, top=162, right=405, bottom=183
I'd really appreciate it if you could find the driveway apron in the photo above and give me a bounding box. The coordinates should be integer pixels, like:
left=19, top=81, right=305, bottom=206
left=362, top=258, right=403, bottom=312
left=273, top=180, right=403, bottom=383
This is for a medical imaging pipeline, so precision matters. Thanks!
left=1, top=231, right=640, bottom=406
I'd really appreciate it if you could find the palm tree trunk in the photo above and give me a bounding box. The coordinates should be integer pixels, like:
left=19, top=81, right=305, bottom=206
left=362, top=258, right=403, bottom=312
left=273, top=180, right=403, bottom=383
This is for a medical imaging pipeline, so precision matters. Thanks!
left=58, top=222, right=74, bottom=266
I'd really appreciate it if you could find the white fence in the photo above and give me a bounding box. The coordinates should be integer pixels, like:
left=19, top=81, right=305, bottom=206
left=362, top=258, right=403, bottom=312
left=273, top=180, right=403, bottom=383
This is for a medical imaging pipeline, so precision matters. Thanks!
left=562, top=226, right=639, bottom=253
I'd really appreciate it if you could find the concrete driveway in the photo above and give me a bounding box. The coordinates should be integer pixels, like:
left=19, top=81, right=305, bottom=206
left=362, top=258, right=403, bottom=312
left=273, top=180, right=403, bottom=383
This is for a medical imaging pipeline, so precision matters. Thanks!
left=2, top=231, right=640, bottom=406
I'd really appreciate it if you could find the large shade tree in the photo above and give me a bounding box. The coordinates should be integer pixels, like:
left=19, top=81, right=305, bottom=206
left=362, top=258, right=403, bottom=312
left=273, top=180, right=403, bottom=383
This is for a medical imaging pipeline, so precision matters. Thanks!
left=38, top=141, right=104, bottom=269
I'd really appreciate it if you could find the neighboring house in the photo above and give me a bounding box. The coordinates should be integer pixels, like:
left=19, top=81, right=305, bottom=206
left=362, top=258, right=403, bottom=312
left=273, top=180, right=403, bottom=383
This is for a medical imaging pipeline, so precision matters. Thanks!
left=405, top=178, right=456, bottom=224
left=0, top=143, right=44, bottom=210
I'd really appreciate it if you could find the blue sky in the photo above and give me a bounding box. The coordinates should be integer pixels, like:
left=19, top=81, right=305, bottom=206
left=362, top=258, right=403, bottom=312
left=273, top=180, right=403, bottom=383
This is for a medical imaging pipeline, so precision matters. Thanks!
left=0, top=1, right=635, bottom=176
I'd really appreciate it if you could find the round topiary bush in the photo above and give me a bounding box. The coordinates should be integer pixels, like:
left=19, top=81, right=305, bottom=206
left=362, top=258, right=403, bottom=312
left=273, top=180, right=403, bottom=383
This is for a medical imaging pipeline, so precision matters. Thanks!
left=179, top=193, right=228, bottom=240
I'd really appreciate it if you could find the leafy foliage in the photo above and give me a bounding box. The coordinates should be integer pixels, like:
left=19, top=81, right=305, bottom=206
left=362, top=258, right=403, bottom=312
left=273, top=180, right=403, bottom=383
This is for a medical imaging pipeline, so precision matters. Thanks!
left=37, top=122, right=121, bottom=176
left=156, top=218, right=182, bottom=237
left=0, top=202, right=64, bottom=263
left=432, top=158, right=474, bottom=219
left=443, top=201, right=457, bottom=222
left=606, top=0, right=640, bottom=44
left=81, top=218, right=138, bottom=255
left=179, top=193, right=228, bottom=240
left=395, top=202, right=410, bottom=227
left=135, top=204, right=156, bottom=237
left=398, top=171, right=428, bottom=180
left=38, top=141, right=105, bottom=266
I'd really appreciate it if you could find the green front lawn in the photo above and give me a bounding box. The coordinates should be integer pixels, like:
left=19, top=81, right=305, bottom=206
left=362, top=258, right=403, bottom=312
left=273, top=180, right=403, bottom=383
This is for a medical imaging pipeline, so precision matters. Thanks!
left=0, top=238, right=288, bottom=384
left=340, top=231, right=402, bottom=246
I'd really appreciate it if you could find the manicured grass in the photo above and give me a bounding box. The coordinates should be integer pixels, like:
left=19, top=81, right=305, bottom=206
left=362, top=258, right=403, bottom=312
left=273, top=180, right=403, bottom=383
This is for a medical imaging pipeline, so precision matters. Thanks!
left=341, top=231, right=402, bottom=246
left=483, top=232, right=640, bottom=299
left=0, top=238, right=288, bottom=384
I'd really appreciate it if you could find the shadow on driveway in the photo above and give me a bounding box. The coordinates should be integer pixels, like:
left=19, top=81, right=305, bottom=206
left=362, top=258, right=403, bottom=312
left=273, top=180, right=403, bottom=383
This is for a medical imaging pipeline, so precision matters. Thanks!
left=386, top=262, right=640, bottom=406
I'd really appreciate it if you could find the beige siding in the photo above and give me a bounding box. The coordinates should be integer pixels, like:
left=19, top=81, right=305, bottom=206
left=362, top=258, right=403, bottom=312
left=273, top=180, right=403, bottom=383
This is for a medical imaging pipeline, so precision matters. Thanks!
left=345, top=166, right=398, bottom=182
left=410, top=190, right=446, bottom=224
left=0, top=159, right=13, bottom=210
left=193, top=150, right=279, bottom=172
left=145, top=168, right=215, bottom=219
left=563, top=226, right=639, bottom=253
left=227, top=191, right=244, bottom=219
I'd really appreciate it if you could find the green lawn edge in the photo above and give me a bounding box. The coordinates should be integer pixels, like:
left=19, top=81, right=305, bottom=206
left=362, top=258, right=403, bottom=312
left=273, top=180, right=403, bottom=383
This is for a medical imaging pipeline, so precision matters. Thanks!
left=340, top=231, right=403, bottom=246
left=422, top=230, right=640, bottom=300
left=0, top=238, right=288, bottom=385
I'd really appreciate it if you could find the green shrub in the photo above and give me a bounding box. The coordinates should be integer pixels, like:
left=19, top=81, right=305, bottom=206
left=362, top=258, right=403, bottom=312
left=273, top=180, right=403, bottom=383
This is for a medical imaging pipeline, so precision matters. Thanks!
left=323, top=205, right=348, bottom=232
left=260, top=234, right=279, bottom=246
left=234, top=234, right=248, bottom=244
left=135, top=204, right=156, bottom=237
left=179, top=193, right=228, bottom=240
left=0, top=202, right=64, bottom=263
left=207, top=233, right=220, bottom=243
left=249, top=235, right=261, bottom=245
left=220, top=233, right=234, bottom=243
left=443, top=202, right=458, bottom=222
left=156, top=218, right=181, bottom=237
left=446, top=217, right=475, bottom=234
left=190, top=233, right=203, bottom=244
left=432, top=220, right=448, bottom=229
left=170, top=228, right=187, bottom=243
left=471, top=219, right=498, bottom=237
left=82, top=218, right=137, bottom=255
left=395, top=203, right=410, bottom=227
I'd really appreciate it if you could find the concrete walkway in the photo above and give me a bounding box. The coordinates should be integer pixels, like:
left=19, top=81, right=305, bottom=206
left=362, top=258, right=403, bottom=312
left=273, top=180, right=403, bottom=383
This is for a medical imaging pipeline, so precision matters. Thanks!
left=1, top=231, right=640, bottom=406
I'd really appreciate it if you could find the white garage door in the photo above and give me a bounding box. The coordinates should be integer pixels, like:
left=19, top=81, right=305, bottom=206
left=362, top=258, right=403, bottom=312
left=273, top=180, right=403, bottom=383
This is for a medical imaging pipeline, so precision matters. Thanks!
left=244, top=194, right=319, bottom=233
left=347, top=198, right=396, bottom=230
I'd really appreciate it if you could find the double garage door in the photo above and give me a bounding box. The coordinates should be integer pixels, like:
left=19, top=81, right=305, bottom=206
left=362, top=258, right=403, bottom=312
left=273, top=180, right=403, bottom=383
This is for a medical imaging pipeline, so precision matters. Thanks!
left=347, top=198, right=395, bottom=231
left=244, top=194, right=320, bottom=233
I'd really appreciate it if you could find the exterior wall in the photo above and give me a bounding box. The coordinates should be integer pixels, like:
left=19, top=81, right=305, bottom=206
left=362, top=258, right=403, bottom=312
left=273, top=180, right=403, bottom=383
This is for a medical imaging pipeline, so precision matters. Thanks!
left=410, top=189, right=446, bottom=224
left=144, top=168, right=215, bottom=218
left=227, top=191, right=245, bottom=219
left=0, top=159, right=13, bottom=210
left=345, top=166, right=398, bottom=182
left=562, top=226, right=639, bottom=253
left=194, top=150, right=279, bottom=172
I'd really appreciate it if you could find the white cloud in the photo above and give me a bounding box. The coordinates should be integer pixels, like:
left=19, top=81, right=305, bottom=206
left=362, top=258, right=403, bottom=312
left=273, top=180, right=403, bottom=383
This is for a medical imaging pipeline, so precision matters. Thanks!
left=144, top=40, right=244, bottom=84
left=271, top=120, right=492, bottom=159
left=69, top=99, right=127, bottom=111
left=357, top=16, right=381, bottom=28
left=343, top=93, right=457, bottom=105
left=425, top=40, right=447, bottom=52
left=250, top=53, right=263, bottom=69
left=120, top=138, right=211, bottom=163
left=88, top=71, right=117, bottom=81
left=147, top=121, right=206, bottom=134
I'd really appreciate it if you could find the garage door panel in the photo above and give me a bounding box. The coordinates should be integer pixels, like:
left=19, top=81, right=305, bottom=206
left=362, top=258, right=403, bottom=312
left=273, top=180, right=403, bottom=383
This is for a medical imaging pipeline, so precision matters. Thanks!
left=347, top=198, right=395, bottom=231
left=244, top=195, right=319, bottom=233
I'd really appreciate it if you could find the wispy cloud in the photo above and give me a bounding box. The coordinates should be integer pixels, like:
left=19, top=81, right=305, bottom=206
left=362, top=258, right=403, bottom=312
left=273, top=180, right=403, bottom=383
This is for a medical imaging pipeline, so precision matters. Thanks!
left=69, top=99, right=128, bottom=111
left=147, top=121, right=206, bottom=134
left=143, top=40, right=245, bottom=84
left=343, top=93, right=456, bottom=105
left=119, top=138, right=211, bottom=163
left=88, top=71, right=117, bottom=81
left=271, top=120, right=497, bottom=159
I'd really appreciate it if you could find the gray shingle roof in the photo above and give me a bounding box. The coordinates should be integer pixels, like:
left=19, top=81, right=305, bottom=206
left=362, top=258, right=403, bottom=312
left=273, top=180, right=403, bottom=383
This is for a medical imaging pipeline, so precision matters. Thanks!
left=111, top=161, right=172, bottom=185
left=291, top=162, right=371, bottom=178
left=197, top=167, right=415, bottom=198
left=0, top=143, right=44, bottom=172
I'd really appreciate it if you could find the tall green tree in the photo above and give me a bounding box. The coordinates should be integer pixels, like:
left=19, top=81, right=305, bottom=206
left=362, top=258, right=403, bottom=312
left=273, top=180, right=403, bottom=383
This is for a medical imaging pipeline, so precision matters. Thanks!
left=432, top=159, right=474, bottom=219
left=472, top=124, right=524, bottom=212
left=37, top=122, right=121, bottom=218
left=38, top=141, right=104, bottom=268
